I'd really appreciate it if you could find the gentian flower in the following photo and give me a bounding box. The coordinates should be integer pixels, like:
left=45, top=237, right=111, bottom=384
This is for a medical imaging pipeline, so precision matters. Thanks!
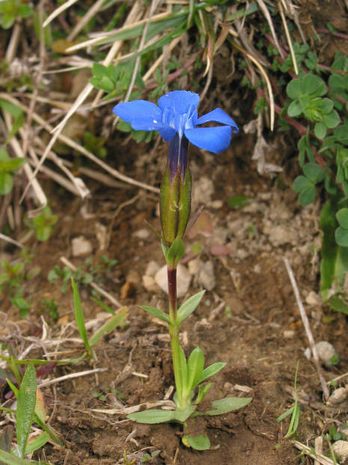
left=113, top=90, right=239, bottom=249
left=113, top=90, right=238, bottom=175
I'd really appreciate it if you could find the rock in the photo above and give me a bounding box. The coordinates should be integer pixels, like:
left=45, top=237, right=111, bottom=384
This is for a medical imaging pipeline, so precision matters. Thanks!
left=339, top=425, right=348, bottom=440
left=327, top=387, right=348, bottom=405
left=332, top=441, right=348, bottom=463
left=315, top=341, right=338, bottom=367
left=283, top=330, right=295, bottom=339
left=155, top=264, right=191, bottom=298
left=145, top=260, right=160, bottom=277
left=142, top=275, right=157, bottom=293
left=198, top=261, right=215, bottom=291
left=265, top=225, right=296, bottom=246
left=306, top=291, right=321, bottom=306
left=95, top=223, right=107, bottom=251
left=188, top=258, right=201, bottom=275
left=210, top=200, right=223, bottom=209
left=71, top=236, right=93, bottom=257
left=133, top=228, right=150, bottom=240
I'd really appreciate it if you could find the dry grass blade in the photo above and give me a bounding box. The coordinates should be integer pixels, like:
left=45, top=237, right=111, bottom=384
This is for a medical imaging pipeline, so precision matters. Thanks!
left=255, top=0, right=284, bottom=58
left=39, top=368, right=107, bottom=388
left=68, top=0, right=106, bottom=41
left=0, top=233, right=23, bottom=248
left=43, top=0, right=79, bottom=28
left=293, top=441, right=334, bottom=465
left=278, top=2, right=299, bottom=75
left=229, top=36, right=275, bottom=131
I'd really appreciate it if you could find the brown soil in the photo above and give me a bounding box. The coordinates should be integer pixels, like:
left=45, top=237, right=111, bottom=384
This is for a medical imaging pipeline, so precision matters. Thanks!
left=1, top=135, right=348, bottom=465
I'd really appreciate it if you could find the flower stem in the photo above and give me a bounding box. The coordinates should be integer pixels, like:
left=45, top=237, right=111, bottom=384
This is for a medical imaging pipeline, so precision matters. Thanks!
left=167, top=266, right=186, bottom=409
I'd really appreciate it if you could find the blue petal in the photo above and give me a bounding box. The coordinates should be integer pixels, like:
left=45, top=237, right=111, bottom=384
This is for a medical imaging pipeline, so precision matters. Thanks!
left=184, top=126, right=232, bottom=153
left=113, top=100, right=162, bottom=131
left=159, top=127, right=176, bottom=141
left=158, top=91, right=199, bottom=115
left=197, top=108, right=239, bottom=132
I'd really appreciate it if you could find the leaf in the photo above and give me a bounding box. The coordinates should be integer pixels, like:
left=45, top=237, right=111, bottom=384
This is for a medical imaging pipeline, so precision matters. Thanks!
left=196, top=362, right=226, bottom=385
left=303, top=163, right=325, bottom=184
left=127, top=409, right=175, bottom=424
left=327, top=295, right=348, bottom=315
left=195, top=382, right=212, bottom=405
left=25, top=432, right=50, bottom=455
left=227, top=195, right=250, bottom=209
left=89, top=307, right=128, bottom=346
left=0, top=173, right=14, bottom=196
left=16, top=366, right=37, bottom=458
left=0, top=449, right=42, bottom=465
left=336, top=208, right=348, bottom=229
left=314, top=122, right=327, bottom=140
left=71, top=278, right=92, bottom=358
left=177, top=290, right=205, bottom=325
left=287, top=100, right=302, bottom=117
left=182, top=434, right=210, bottom=451
left=140, top=305, right=169, bottom=323
left=205, top=397, right=252, bottom=416
left=186, top=347, right=205, bottom=391
left=323, top=110, right=341, bottom=129
left=292, top=175, right=311, bottom=193
left=298, top=186, right=316, bottom=206
left=335, top=226, right=348, bottom=247
left=165, top=237, right=185, bottom=266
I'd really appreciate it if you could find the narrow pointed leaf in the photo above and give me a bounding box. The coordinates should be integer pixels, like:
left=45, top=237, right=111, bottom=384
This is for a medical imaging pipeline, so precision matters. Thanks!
left=25, top=432, right=50, bottom=455
left=16, top=366, right=37, bottom=458
left=187, top=347, right=205, bottom=390
left=0, top=449, right=43, bottom=465
left=128, top=409, right=175, bottom=424
left=177, top=290, right=205, bottom=325
left=89, top=307, right=128, bottom=346
left=140, top=305, right=169, bottom=323
left=196, top=362, right=226, bottom=385
left=205, top=397, right=252, bottom=416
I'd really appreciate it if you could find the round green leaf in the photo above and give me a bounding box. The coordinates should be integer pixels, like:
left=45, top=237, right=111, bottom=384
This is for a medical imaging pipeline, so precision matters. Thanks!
left=183, top=434, right=211, bottom=451
left=336, top=208, right=348, bottom=229
left=314, top=122, right=327, bottom=140
left=303, top=163, right=325, bottom=183
left=302, top=74, right=327, bottom=97
left=335, top=226, right=348, bottom=247
left=292, top=175, right=310, bottom=193
left=298, top=186, right=316, bottom=206
left=287, top=100, right=302, bottom=117
left=323, top=110, right=341, bottom=129
left=286, top=79, right=302, bottom=100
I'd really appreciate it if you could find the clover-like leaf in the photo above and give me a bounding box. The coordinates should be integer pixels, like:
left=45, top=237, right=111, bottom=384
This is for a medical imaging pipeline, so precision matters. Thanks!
left=336, top=208, right=348, bottom=229
left=303, top=163, right=325, bottom=184
left=323, top=110, right=341, bottom=129
left=287, top=100, right=302, bottom=118
left=298, top=185, right=316, bottom=206
left=314, top=122, right=327, bottom=140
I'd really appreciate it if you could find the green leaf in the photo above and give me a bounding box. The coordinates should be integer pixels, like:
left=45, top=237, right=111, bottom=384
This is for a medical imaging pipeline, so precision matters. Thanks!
left=140, top=305, right=169, bottom=323
left=298, top=186, right=316, bottom=206
left=71, top=278, right=92, bottom=358
left=186, top=347, right=205, bottom=391
left=177, top=290, right=205, bottom=325
left=323, top=110, right=341, bottom=129
left=303, top=163, right=325, bottom=183
left=127, top=409, right=175, bottom=424
left=314, top=122, right=327, bottom=140
left=195, top=382, right=212, bottom=405
left=335, top=226, right=348, bottom=247
left=287, top=100, right=302, bottom=117
left=0, top=173, right=14, bottom=196
left=292, top=175, right=311, bottom=193
left=89, top=307, right=128, bottom=346
left=205, top=397, right=252, bottom=416
left=0, top=449, right=42, bottom=465
left=196, top=362, right=226, bottom=385
left=336, top=208, right=348, bottom=229
left=165, top=237, right=185, bottom=266
left=16, top=366, right=37, bottom=458
left=182, top=434, right=210, bottom=451
left=25, top=432, right=50, bottom=455
left=327, top=295, right=348, bottom=315
left=173, top=405, right=195, bottom=422
left=227, top=195, right=250, bottom=209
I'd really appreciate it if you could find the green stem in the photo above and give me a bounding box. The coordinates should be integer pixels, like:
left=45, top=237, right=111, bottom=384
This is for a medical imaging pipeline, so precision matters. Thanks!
left=167, top=266, right=187, bottom=410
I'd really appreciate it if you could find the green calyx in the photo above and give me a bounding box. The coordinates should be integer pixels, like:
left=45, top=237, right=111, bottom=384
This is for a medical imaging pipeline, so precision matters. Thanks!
left=160, top=166, right=192, bottom=247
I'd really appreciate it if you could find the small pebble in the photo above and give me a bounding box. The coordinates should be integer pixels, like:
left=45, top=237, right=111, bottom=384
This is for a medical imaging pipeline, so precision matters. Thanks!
left=327, top=387, right=348, bottom=406
left=145, top=260, right=160, bottom=277
left=71, top=236, right=93, bottom=257
left=283, top=330, right=295, bottom=339
left=142, top=275, right=157, bottom=293
left=315, top=341, right=338, bottom=367
left=133, top=229, right=150, bottom=240
left=306, top=291, right=321, bottom=306
left=332, top=440, right=348, bottom=463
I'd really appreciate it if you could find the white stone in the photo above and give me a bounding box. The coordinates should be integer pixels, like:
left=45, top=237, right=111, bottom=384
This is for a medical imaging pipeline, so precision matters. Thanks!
left=327, top=387, right=347, bottom=405
left=133, top=228, right=150, bottom=240
left=71, top=236, right=93, bottom=257
left=332, top=441, right=348, bottom=463
left=306, top=291, right=321, bottom=306
left=145, top=260, right=160, bottom=277
left=154, top=264, right=191, bottom=298
left=198, top=261, right=215, bottom=291
left=283, top=330, right=295, bottom=339
left=142, top=275, right=157, bottom=292
left=315, top=341, right=338, bottom=367
left=188, top=258, right=202, bottom=275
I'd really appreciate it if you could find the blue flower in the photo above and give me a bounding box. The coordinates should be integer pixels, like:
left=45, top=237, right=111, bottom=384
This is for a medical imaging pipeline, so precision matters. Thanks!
left=113, top=90, right=239, bottom=154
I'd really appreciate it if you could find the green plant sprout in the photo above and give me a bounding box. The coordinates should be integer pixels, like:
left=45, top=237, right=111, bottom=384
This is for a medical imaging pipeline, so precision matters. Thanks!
left=113, top=91, right=252, bottom=450
left=277, top=363, right=301, bottom=438
left=0, top=365, right=61, bottom=465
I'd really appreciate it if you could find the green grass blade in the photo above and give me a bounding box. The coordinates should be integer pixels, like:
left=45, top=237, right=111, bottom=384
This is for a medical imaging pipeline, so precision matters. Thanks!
left=25, top=432, right=50, bottom=456
left=71, top=278, right=93, bottom=358
left=0, top=449, right=43, bottom=465
left=16, top=366, right=37, bottom=458
left=89, top=307, right=128, bottom=346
